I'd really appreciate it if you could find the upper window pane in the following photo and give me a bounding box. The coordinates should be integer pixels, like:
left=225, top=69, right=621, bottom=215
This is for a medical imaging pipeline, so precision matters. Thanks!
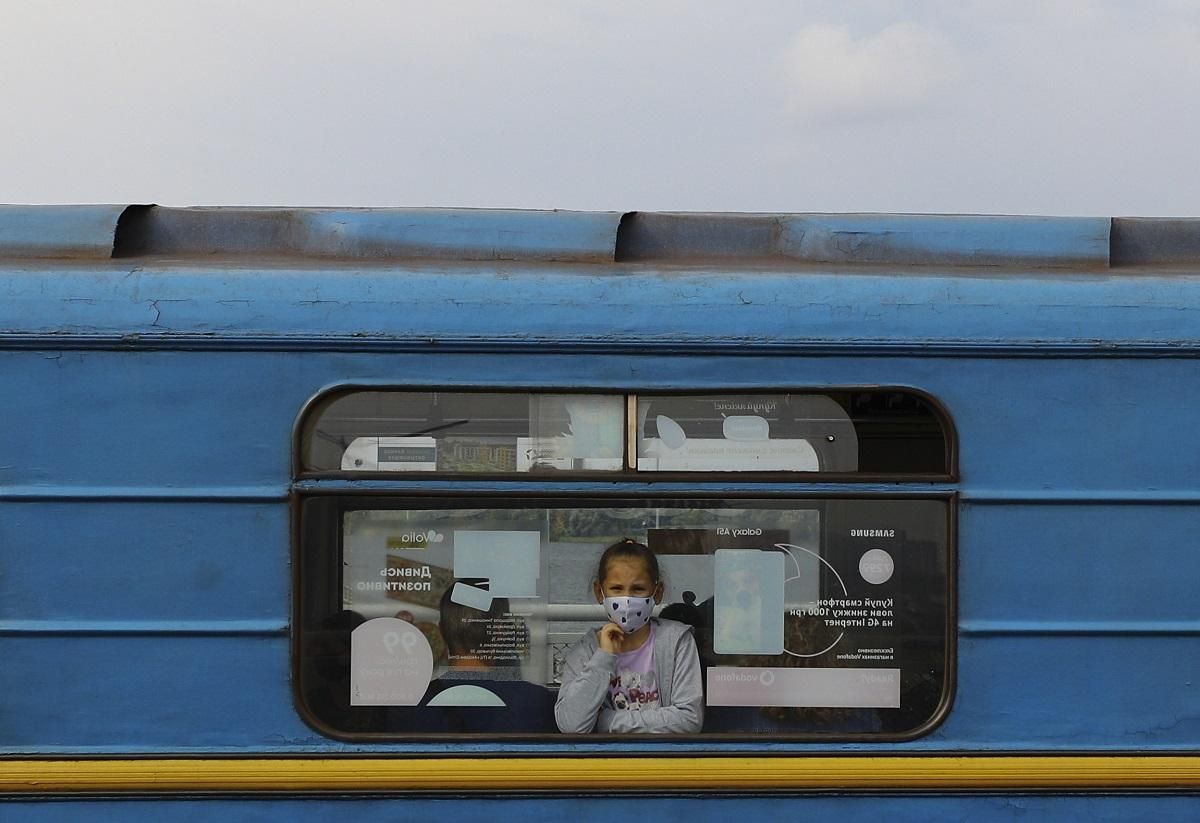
left=302, top=392, right=625, bottom=474
left=301, top=389, right=949, bottom=477
left=638, top=394, right=857, bottom=472
left=636, top=392, right=946, bottom=474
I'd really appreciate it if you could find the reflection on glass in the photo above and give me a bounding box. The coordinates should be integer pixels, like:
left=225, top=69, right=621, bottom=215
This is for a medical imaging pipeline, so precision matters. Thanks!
left=636, top=394, right=858, bottom=472
left=304, top=498, right=949, bottom=736
left=714, top=549, right=785, bottom=655
left=303, top=389, right=948, bottom=476
left=303, top=391, right=624, bottom=473
left=341, top=506, right=826, bottom=690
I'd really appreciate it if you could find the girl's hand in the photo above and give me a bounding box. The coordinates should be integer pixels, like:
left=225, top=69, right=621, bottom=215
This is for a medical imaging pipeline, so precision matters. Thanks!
left=597, top=622, right=625, bottom=654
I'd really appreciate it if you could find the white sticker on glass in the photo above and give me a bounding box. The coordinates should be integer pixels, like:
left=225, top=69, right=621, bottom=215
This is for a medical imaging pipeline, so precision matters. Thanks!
left=426, top=685, right=508, bottom=707
left=452, top=530, right=541, bottom=598
left=350, top=618, right=434, bottom=706
left=450, top=581, right=495, bottom=611
left=714, top=549, right=785, bottom=655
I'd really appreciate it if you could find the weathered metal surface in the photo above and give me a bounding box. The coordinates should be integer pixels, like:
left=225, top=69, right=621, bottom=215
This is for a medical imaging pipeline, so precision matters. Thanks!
left=0, top=205, right=126, bottom=259
left=1110, top=217, right=1200, bottom=265
left=7, top=206, right=1200, bottom=269
left=2, top=260, right=1199, bottom=353
left=113, top=206, right=623, bottom=263
left=616, top=212, right=1113, bottom=268
left=2, top=206, right=1199, bottom=804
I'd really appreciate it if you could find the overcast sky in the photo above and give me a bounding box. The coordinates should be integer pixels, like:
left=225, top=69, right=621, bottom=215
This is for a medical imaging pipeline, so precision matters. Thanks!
left=3, top=1, right=1199, bottom=215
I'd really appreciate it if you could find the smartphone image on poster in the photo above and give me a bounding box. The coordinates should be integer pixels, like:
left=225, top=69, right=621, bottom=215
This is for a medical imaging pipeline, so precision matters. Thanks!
left=714, top=549, right=784, bottom=655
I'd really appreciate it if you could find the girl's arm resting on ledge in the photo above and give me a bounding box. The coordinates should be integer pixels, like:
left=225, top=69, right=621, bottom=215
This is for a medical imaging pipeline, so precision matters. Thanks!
left=554, top=647, right=617, bottom=733
left=595, top=635, right=704, bottom=734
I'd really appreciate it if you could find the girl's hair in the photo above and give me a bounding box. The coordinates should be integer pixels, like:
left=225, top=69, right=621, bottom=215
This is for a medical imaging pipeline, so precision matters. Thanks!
left=596, top=538, right=661, bottom=585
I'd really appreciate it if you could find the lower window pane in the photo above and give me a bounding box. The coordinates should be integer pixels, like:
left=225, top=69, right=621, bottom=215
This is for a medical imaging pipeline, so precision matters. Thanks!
left=298, top=497, right=950, bottom=739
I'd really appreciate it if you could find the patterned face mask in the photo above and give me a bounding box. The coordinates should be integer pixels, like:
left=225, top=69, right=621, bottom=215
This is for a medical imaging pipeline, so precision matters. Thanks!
left=603, top=595, right=656, bottom=634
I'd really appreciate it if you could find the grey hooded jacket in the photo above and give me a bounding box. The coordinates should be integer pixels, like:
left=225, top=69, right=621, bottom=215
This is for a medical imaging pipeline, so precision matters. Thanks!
left=554, top=618, right=704, bottom=734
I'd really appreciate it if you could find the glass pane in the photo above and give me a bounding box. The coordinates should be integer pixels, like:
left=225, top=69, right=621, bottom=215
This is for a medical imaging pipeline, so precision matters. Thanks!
left=298, top=497, right=950, bottom=738
left=636, top=394, right=859, bottom=472
left=301, top=391, right=624, bottom=473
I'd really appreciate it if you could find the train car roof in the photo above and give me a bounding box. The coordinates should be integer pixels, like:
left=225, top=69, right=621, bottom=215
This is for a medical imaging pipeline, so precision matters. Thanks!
left=2, top=205, right=1199, bottom=354
left=2, top=204, right=1199, bottom=268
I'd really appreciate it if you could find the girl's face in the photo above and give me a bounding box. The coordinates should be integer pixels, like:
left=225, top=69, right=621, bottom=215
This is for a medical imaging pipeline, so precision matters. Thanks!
left=594, top=557, right=663, bottom=604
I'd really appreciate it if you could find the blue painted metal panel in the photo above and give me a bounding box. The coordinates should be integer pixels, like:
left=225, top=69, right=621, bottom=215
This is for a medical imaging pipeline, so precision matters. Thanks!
left=5, top=350, right=1200, bottom=493
left=941, top=635, right=1200, bottom=748
left=0, top=351, right=301, bottom=489
left=0, top=502, right=286, bottom=623
left=773, top=213, right=1111, bottom=266
left=944, top=357, right=1200, bottom=492
left=298, top=208, right=620, bottom=261
left=1, top=209, right=1198, bottom=779
left=302, top=208, right=621, bottom=262
left=2, top=263, right=1199, bottom=350
left=5, top=796, right=1199, bottom=823
left=960, top=504, right=1200, bottom=625
left=0, top=205, right=124, bottom=259
left=0, top=636, right=309, bottom=750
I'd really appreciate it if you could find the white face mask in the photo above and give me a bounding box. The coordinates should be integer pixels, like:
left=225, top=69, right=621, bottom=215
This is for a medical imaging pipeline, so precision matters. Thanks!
left=603, top=595, right=656, bottom=634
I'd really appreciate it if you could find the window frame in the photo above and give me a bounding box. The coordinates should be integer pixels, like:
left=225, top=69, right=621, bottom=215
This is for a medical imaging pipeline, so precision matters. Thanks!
left=291, top=384, right=959, bottom=743
left=293, top=489, right=957, bottom=743
left=294, top=384, right=958, bottom=483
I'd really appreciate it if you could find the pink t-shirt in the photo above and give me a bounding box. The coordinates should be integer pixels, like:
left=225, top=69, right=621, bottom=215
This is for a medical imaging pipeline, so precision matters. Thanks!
left=607, top=623, right=661, bottom=710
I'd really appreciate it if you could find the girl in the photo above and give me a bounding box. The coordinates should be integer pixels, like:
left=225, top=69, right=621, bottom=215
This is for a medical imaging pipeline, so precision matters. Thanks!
left=554, top=538, right=704, bottom=733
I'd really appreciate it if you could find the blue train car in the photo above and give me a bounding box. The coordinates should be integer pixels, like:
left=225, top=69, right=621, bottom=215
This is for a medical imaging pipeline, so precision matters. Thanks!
left=1, top=205, right=1198, bottom=819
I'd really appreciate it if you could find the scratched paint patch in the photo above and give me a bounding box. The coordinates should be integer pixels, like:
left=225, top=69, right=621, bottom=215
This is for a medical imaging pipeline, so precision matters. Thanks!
left=350, top=618, right=434, bottom=705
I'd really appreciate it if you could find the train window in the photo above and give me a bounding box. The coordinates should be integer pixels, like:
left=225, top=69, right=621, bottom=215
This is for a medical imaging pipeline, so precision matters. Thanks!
left=296, top=496, right=951, bottom=739
left=295, top=387, right=953, bottom=739
left=300, top=389, right=950, bottom=477
left=301, top=392, right=626, bottom=474
left=636, top=393, right=858, bottom=472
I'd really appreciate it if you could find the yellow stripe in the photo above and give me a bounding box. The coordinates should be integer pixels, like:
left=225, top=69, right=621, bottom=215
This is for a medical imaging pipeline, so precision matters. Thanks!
left=2, top=756, right=1199, bottom=793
